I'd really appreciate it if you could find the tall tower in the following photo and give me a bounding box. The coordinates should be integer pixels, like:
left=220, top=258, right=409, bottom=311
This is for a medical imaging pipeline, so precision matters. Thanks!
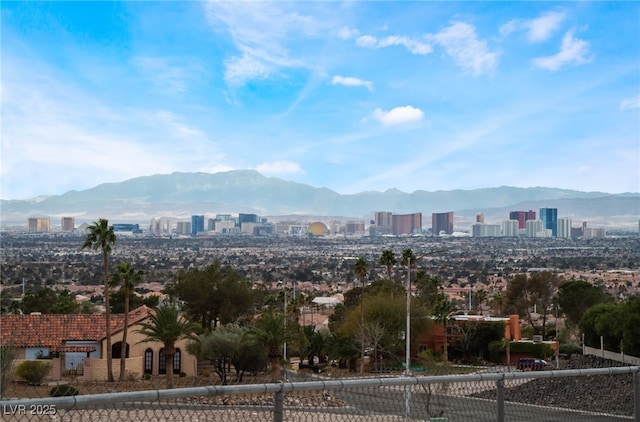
left=539, top=208, right=558, bottom=237
left=191, top=215, right=205, bottom=235
left=557, top=218, right=572, bottom=238
left=432, top=212, right=454, bottom=235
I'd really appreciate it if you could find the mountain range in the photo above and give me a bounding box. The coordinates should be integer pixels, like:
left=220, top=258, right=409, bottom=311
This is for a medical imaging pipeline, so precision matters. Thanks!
left=2, top=170, right=639, bottom=229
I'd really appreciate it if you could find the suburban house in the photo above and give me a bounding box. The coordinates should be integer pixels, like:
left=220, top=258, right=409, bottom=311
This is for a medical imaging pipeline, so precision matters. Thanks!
left=0, top=306, right=197, bottom=381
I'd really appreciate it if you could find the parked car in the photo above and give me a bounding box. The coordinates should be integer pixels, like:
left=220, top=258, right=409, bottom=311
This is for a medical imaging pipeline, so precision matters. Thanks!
left=517, top=358, right=548, bottom=371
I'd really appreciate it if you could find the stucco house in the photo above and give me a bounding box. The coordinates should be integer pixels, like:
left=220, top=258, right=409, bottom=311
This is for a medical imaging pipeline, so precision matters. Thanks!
left=0, top=306, right=197, bottom=381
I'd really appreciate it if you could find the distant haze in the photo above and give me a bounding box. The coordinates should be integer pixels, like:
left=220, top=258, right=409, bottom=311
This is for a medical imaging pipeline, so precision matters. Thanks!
left=1, top=170, right=638, bottom=229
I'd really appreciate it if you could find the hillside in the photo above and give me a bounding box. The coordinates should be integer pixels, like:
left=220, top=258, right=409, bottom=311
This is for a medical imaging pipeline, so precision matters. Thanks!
left=1, top=170, right=638, bottom=228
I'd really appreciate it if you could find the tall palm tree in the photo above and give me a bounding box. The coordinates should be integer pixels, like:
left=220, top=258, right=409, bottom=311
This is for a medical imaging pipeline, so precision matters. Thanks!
left=247, top=310, right=289, bottom=382
left=354, top=257, right=368, bottom=373
left=135, top=306, right=197, bottom=389
left=81, top=219, right=116, bottom=382
left=378, top=249, right=397, bottom=283
left=111, top=261, right=144, bottom=381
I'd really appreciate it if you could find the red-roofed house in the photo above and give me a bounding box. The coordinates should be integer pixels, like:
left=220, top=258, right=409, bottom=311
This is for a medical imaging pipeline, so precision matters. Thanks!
left=0, top=306, right=197, bottom=381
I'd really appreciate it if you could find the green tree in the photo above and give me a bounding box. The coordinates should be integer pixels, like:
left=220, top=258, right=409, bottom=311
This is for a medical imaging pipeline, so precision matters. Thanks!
left=110, top=261, right=144, bottom=381
left=432, top=294, right=457, bottom=361
left=378, top=249, right=397, bottom=283
left=19, top=288, right=79, bottom=314
left=558, top=280, right=610, bottom=327
left=135, top=306, right=197, bottom=389
left=188, top=324, right=267, bottom=385
left=325, top=332, right=359, bottom=372
left=354, top=257, right=368, bottom=373
left=504, top=271, right=559, bottom=339
left=246, top=310, right=291, bottom=382
left=81, top=218, right=116, bottom=382
left=164, top=262, right=255, bottom=331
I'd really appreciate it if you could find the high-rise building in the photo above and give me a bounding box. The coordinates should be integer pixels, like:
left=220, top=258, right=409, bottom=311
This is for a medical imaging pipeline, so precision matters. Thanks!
left=539, top=208, right=558, bottom=237
left=176, top=221, right=192, bottom=235
left=28, top=217, right=50, bottom=233
left=392, top=213, right=422, bottom=235
left=61, top=217, right=75, bottom=232
left=374, top=211, right=393, bottom=235
left=345, top=221, right=365, bottom=234
left=476, top=213, right=485, bottom=223
left=191, top=215, right=205, bottom=235
left=502, top=220, right=519, bottom=237
left=472, top=223, right=501, bottom=237
left=525, top=219, right=544, bottom=237
left=557, top=218, right=572, bottom=238
left=238, top=213, right=259, bottom=224
left=509, top=210, right=536, bottom=230
left=432, top=212, right=453, bottom=235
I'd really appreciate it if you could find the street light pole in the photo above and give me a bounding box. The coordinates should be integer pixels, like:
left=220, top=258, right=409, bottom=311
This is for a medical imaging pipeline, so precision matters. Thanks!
left=405, top=257, right=411, bottom=420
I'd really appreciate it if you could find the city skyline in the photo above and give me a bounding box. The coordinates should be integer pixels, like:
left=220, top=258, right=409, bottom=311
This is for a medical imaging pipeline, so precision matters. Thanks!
left=2, top=2, right=639, bottom=200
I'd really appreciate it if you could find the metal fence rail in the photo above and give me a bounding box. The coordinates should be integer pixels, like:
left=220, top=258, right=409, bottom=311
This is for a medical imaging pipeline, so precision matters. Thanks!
left=2, top=366, right=639, bottom=421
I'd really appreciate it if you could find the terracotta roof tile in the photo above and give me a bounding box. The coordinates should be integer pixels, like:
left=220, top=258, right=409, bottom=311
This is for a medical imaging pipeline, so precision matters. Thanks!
left=0, top=306, right=153, bottom=349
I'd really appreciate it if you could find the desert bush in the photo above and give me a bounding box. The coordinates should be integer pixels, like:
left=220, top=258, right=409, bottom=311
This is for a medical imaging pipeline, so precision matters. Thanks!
left=50, top=384, right=79, bottom=397
left=15, top=360, right=52, bottom=385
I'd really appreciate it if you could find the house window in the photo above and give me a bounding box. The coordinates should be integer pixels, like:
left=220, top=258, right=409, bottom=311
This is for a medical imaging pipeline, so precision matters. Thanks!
left=112, top=342, right=129, bottom=359
left=159, top=349, right=166, bottom=375
left=158, top=348, right=181, bottom=374
left=173, top=348, right=181, bottom=374
left=144, top=349, right=153, bottom=374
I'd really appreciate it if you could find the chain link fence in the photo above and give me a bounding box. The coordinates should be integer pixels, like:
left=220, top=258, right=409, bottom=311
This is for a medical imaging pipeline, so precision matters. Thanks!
left=1, top=365, right=638, bottom=422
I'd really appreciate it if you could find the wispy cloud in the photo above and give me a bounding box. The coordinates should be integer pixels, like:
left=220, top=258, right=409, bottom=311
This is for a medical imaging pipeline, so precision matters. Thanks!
left=132, top=56, right=205, bottom=94
left=204, top=1, right=316, bottom=86
left=430, top=22, right=498, bottom=76
left=338, top=26, right=358, bottom=40
left=620, top=95, right=640, bottom=111
left=500, top=10, right=567, bottom=42
left=355, top=34, right=432, bottom=55
left=532, top=30, right=591, bottom=71
left=372, top=106, right=424, bottom=126
left=332, top=75, right=373, bottom=91
left=256, top=161, right=304, bottom=175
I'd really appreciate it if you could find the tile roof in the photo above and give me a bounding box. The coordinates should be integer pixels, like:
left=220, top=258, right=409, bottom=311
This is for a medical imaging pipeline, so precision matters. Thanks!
left=0, top=306, right=153, bottom=349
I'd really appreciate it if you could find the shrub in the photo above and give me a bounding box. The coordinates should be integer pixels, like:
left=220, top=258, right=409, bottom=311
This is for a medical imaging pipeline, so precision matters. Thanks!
left=143, top=373, right=152, bottom=380
left=50, top=384, right=79, bottom=397
left=179, top=371, right=187, bottom=378
left=15, top=360, right=52, bottom=385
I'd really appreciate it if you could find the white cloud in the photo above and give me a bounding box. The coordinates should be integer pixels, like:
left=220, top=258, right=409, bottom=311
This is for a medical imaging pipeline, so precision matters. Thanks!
left=532, top=30, right=591, bottom=71
left=372, top=106, right=424, bottom=126
left=256, top=161, right=304, bottom=175
left=620, top=95, right=640, bottom=111
left=132, top=56, right=205, bottom=94
left=331, top=75, right=373, bottom=91
left=355, top=34, right=432, bottom=55
left=500, top=10, right=566, bottom=42
left=431, top=22, right=498, bottom=76
left=339, top=26, right=358, bottom=40
left=205, top=1, right=316, bottom=86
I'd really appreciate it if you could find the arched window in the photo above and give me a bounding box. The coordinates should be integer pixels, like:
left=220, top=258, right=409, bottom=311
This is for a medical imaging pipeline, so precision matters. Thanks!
left=112, top=342, right=129, bottom=359
left=159, top=348, right=167, bottom=375
left=173, top=348, right=181, bottom=374
left=144, top=348, right=153, bottom=374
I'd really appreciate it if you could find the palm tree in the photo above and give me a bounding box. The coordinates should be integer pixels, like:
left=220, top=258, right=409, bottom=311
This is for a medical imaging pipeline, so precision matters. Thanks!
left=378, top=249, right=397, bottom=282
left=354, top=257, right=368, bottom=373
left=111, top=261, right=144, bottom=381
left=81, top=218, right=116, bottom=382
left=135, top=306, right=197, bottom=389
left=247, top=310, right=289, bottom=382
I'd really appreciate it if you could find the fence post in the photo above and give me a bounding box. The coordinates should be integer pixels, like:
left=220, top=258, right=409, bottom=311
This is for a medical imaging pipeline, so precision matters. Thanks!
left=274, top=382, right=284, bottom=422
left=496, top=377, right=505, bottom=422
left=634, top=369, right=639, bottom=422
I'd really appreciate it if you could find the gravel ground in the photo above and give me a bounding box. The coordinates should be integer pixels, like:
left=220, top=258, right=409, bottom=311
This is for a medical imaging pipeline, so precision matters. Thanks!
left=473, top=355, right=636, bottom=416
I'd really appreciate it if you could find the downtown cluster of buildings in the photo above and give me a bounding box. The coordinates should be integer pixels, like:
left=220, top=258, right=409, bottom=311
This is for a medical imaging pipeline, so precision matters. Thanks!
left=24, top=208, right=607, bottom=239
left=471, top=208, right=606, bottom=239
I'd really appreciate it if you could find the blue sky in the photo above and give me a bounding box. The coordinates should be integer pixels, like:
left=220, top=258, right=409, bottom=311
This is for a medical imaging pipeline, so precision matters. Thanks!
left=2, top=1, right=639, bottom=200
